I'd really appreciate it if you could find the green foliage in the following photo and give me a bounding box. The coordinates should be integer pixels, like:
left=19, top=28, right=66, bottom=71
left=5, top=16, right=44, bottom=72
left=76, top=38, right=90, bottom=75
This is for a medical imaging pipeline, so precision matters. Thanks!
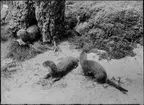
left=77, top=8, right=91, bottom=23
left=6, top=41, right=49, bottom=61
left=65, top=13, right=78, bottom=29
left=67, top=1, right=143, bottom=60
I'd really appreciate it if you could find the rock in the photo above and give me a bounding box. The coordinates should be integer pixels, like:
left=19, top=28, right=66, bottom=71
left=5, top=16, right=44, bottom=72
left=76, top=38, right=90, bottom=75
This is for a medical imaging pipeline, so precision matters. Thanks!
left=16, top=25, right=41, bottom=44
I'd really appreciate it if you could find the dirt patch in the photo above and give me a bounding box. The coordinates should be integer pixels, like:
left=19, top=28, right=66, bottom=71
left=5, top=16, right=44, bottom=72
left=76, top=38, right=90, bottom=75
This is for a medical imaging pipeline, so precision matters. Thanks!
left=1, top=1, right=143, bottom=104
left=1, top=41, right=143, bottom=104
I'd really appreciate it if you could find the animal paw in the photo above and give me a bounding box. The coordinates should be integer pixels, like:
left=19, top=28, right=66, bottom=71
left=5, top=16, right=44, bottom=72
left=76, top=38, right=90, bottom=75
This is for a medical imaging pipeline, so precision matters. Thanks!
left=53, top=77, right=61, bottom=83
left=103, top=84, right=109, bottom=88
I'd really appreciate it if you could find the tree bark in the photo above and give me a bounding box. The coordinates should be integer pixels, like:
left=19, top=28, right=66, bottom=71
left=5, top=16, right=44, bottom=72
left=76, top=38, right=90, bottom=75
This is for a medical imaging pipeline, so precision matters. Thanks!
left=34, top=0, right=66, bottom=43
left=9, top=0, right=37, bottom=35
left=9, top=0, right=66, bottom=44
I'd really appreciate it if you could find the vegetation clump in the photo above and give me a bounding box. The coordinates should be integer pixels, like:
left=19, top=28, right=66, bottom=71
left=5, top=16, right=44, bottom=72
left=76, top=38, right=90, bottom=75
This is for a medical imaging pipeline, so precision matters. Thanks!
left=1, top=1, right=143, bottom=61
left=67, top=1, right=143, bottom=60
left=6, top=41, right=51, bottom=61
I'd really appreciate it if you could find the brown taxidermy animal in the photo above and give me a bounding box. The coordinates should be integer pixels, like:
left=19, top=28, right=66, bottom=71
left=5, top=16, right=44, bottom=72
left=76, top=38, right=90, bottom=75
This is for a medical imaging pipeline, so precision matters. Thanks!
left=43, top=56, right=79, bottom=82
left=17, top=25, right=41, bottom=44
left=80, top=48, right=128, bottom=93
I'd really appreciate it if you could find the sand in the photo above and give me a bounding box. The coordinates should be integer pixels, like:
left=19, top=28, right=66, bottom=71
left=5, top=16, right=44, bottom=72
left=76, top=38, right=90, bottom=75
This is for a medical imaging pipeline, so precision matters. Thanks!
left=1, top=41, right=143, bottom=104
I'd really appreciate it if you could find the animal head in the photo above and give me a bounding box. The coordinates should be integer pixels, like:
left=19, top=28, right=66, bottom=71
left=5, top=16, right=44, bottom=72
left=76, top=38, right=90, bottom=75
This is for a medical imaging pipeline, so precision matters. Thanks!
left=43, top=60, right=56, bottom=68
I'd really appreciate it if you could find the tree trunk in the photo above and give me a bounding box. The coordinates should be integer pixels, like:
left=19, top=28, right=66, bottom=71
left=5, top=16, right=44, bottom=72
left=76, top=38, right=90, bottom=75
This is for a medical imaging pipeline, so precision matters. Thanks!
left=9, top=0, right=66, bottom=44
left=9, top=0, right=37, bottom=36
left=34, top=0, right=66, bottom=43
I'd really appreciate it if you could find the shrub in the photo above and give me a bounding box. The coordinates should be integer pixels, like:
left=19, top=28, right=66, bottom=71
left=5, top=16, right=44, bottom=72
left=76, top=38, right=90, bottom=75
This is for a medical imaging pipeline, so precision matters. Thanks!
left=65, top=14, right=78, bottom=29
left=76, top=7, right=91, bottom=23
left=6, top=41, right=50, bottom=61
left=1, top=25, right=13, bottom=42
left=69, top=4, right=143, bottom=60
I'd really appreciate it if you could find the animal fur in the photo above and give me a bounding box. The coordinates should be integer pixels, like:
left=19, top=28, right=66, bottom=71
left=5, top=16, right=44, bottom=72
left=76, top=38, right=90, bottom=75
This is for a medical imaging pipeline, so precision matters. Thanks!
left=43, top=56, right=79, bottom=82
left=80, top=49, right=128, bottom=93
left=17, top=25, right=41, bottom=44
left=43, top=60, right=58, bottom=79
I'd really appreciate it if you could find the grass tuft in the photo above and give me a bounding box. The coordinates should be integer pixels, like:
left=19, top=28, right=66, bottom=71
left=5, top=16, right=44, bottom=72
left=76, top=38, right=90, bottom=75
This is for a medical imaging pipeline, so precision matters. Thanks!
left=6, top=41, right=51, bottom=61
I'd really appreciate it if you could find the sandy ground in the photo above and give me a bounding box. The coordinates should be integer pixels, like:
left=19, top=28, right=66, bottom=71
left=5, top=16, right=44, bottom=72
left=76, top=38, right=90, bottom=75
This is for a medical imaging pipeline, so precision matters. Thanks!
left=1, top=41, right=143, bottom=104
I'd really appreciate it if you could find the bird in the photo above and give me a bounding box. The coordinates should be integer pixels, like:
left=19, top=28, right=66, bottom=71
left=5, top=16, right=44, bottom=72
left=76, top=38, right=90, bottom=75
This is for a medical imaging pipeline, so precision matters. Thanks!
left=79, top=48, right=128, bottom=93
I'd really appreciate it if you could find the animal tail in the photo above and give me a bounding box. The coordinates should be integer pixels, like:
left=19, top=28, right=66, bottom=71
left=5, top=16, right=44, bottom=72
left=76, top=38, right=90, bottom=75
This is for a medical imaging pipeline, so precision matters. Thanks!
left=106, top=78, right=128, bottom=93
